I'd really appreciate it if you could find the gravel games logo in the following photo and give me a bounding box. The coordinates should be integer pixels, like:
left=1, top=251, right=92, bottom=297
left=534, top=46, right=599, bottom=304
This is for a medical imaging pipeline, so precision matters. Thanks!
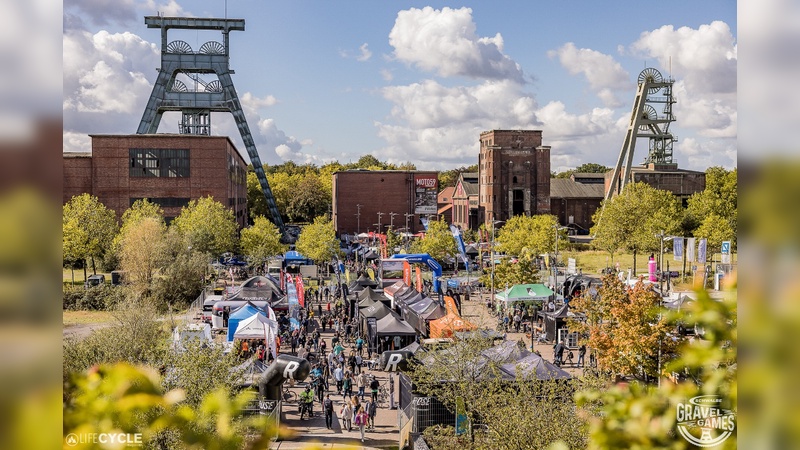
left=676, top=395, right=735, bottom=447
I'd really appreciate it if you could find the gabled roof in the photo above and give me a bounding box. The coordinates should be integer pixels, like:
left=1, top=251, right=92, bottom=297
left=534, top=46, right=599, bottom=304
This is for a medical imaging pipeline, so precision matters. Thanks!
left=438, top=186, right=455, bottom=204
left=550, top=178, right=604, bottom=199
left=454, top=172, right=480, bottom=198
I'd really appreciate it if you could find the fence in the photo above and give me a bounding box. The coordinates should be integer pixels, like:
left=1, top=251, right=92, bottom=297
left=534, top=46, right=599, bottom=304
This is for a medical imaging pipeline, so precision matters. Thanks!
left=242, top=397, right=281, bottom=432
left=398, top=396, right=456, bottom=448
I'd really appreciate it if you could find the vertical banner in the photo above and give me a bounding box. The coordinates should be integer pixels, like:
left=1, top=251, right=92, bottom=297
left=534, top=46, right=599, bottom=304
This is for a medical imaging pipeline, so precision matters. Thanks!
left=286, top=281, right=300, bottom=331
left=414, top=174, right=438, bottom=215
left=455, top=397, right=468, bottom=436
left=415, top=266, right=423, bottom=293
left=419, top=216, right=430, bottom=231
left=673, top=237, right=684, bottom=262
left=721, top=240, right=731, bottom=264
left=686, top=237, right=696, bottom=262
left=698, top=239, right=707, bottom=264
left=367, top=267, right=375, bottom=281
left=403, top=260, right=411, bottom=286
left=366, top=317, right=378, bottom=355
left=449, top=224, right=470, bottom=270
left=295, top=275, right=305, bottom=308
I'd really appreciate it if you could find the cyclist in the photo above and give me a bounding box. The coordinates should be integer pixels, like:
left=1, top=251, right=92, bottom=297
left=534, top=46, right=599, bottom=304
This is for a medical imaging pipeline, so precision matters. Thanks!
left=299, top=385, right=314, bottom=420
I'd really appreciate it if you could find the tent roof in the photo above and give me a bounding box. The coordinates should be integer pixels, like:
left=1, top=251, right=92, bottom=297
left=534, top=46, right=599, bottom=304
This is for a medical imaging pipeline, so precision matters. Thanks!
left=429, top=312, right=476, bottom=338
left=398, top=341, right=424, bottom=354
left=233, top=313, right=278, bottom=338
left=357, top=286, right=386, bottom=302
left=360, top=300, right=393, bottom=320
left=499, top=353, right=572, bottom=380
left=355, top=274, right=378, bottom=287
left=376, top=313, right=417, bottom=336
left=229, top=302, right=267, bottom=320
left=496, top=284, right=553, bottom=302
left=284, top=250, right=310, bottom=261
left=419, top=303, right=447, bottom=321
left=384, top=281, right=410, bottom=297
left=357, top=296, right=377, bottom=309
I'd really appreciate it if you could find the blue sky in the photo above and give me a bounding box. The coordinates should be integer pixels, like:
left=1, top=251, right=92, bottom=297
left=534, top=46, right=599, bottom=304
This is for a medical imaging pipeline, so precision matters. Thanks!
left=63, top=1, right=737, bottom=172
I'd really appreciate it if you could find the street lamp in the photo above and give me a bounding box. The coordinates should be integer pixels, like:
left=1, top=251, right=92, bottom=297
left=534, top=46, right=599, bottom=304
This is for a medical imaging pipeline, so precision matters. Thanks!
left=376, top=212, right=384, bottom=233
left=553, top=225, right=568, bottom=298
left=404, top=213, right=414, bottom=250
left=656, top=230, right=675, bottom=294
left=490, top=220, right=504, bottom=306
left=356, top=204, right=363, bottom=235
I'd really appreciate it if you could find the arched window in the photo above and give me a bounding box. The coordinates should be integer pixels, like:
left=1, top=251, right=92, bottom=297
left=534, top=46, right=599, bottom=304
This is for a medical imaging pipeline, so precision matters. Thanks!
left=512, top=176, right=518, bottom=184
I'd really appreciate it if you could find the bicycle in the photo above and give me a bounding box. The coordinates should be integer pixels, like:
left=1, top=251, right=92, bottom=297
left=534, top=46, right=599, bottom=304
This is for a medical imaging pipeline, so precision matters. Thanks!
left=377, top=385, right=389, bottom=408
left=282, top=383, right=298, bottom=404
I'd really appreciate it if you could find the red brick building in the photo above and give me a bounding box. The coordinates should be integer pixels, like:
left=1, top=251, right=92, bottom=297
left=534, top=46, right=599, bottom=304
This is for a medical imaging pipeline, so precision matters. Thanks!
left=452, top=172, right=480, bottom=230
left=604, top=163, right=706, bottom=207
left=478, top=130, right=551, bottom=226
left=63, top=134, right=248, bottom=227
left=331, top=170, right=438, bottom=236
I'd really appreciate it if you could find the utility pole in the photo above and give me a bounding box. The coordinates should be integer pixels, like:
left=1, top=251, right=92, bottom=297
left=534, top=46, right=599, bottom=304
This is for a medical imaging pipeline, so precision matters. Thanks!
left=389, top=212, right=397, bottom=231
left=490, top=220, right=504, bottom=306
left=553, top=225, right=567, bottom=298
left=376, top=212, right=384, bottom=233
left=356, top=204, right=363, bottom=235
left=404, top=213, right=413, bottom=250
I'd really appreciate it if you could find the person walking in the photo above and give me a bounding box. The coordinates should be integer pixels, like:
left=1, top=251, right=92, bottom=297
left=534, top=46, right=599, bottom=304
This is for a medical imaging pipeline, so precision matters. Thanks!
left=342, top=372, right=353, bottom=399
left=355, top=335, right=364, bottom=356
left=369, top=375, right=380, bottom=403
left=357, top=371, right=369, bottom=401
left=367, top=397, right=377, bottom=430
left=323, top=394, right=334, bottom=429
left=340, top=399, right=353, bottom=432
left=333, top=364, right=344, bottom=394
left=355, top=406, right=368, bottom=443
left=578, top=344, right=586, bottom=367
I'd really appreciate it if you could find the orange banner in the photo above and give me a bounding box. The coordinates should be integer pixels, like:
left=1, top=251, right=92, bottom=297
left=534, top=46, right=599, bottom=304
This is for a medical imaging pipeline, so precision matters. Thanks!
left=415, top=266, right=423, bottom=293
left=403, top=260, right=411, bottom=286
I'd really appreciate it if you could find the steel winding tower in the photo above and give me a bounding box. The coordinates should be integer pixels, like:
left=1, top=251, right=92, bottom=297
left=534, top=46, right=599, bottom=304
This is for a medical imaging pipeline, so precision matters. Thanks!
left=605, top=67, right=677, bottom=200
left=137, top=16, right=285, bottom=235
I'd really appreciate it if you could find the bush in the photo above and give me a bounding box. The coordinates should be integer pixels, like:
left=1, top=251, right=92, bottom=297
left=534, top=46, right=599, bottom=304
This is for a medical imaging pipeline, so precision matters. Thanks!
left=63, top=285, right=126, bottom=311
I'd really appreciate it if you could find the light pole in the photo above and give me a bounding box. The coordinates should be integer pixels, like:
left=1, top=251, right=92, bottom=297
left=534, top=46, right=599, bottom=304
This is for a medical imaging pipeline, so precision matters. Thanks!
left=356, top=204, right=363, bottom=235
left=655, top=230, right=674, bottom=294
left=376, top=212, right=384, bottom=233
left=404, top=213, right=413, bottom=250
left=553, top=225, right=568, bottom=298
left=389, top=212, right=397, bottom=231
left=490, top=220, right=504, bottom=307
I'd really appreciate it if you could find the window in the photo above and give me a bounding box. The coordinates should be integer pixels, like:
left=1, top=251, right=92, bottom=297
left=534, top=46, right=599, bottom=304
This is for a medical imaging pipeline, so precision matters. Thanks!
left=130, top=148, right=190, bottom=177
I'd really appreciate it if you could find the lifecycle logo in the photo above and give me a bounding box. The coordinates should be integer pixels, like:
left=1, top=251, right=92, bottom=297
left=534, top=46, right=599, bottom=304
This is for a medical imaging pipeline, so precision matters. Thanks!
left=65, top=434, right=78, bottom=446
left=676, top=395, right=736, bottom=447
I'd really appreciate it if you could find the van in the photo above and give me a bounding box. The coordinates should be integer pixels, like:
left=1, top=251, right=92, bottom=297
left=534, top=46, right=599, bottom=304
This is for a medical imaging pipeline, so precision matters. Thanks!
left=84, top=274, right=105, bottom=288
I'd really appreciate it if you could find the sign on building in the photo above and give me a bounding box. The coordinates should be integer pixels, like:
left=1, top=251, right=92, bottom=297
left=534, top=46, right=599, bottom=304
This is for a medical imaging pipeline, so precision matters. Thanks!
left=414, top=175, right=438, bottom=214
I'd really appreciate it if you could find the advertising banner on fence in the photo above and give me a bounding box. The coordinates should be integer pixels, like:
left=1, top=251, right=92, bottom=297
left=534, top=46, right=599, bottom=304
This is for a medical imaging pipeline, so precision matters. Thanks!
left=414, top=174, right=438, bottom=214
left=686, top=237, right=696, bottom=262
left=674, top=237, right=684, bottom=262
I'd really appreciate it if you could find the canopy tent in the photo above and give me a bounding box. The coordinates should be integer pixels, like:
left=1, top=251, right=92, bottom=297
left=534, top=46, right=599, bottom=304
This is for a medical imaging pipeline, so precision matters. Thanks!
left=360, top=300, right=393, bottom=320
left=401, top=296, right=446, bottom=336
left=395, top=290, right=425, bottom=308
left=239, top=275, right=283, bottom=295
left=540, top=303, right=576, bottom=342
left=357, top=286, right=385, bottom=302
left=283, top=250, right=312, bottom=264
left=429, top=311, right=476, bottom=339
left=363, top=250, right=380, bottom=260
left=499, top=352, right=571, bottom=380
left=232, top=313, right=279, bottom=358
left=348, top=274, right=379, bottom=293
left=226, top=302, right=273, bottom=342
left=357, top=296, right=378, bottom=309
left=376, top=313, right=417, bottom=336
left=384, top=281, right=411, bottom=298
left=454, top=328, right=504, bottom=341
left=495, top=284, right=554, bottom=303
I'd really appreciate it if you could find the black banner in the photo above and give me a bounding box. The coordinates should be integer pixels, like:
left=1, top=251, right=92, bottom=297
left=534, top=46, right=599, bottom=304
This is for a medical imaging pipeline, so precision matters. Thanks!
left=366, top=317, right=378, bottom=354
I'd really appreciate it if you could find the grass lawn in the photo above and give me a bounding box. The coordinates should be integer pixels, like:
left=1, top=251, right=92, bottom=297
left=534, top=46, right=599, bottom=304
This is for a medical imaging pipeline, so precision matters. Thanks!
left=560, top=250, right=735, bottom=277
left=63, top=310, right=115, bottom=326
left=63, top=268, right=113, bottom=286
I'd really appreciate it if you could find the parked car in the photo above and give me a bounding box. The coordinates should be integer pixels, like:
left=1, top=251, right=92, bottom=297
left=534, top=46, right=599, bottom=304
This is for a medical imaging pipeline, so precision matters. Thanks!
left=84, top=274, right=105, bottom=289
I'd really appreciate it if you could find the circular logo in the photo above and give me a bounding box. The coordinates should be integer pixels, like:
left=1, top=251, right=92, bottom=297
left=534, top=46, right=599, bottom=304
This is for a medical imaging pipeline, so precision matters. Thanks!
left=676, top=395, right=735, bottom=447
left=65, top=433, right=79, bottom=447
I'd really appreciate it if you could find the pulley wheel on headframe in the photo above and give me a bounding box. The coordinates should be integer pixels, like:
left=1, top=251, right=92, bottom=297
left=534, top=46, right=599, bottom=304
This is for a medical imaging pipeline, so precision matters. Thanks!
left=638, top=67, right=663, bottom=94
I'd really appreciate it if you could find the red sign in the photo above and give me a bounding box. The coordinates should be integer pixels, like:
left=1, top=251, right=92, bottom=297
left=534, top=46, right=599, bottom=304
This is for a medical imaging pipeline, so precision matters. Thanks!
left=296, top=275, right=305, bottom=308
left=415, top=175, right=437, bottom=188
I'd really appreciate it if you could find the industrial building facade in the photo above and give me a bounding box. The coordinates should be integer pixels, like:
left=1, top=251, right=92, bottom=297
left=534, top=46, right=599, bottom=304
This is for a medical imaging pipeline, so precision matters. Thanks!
left=331, top=170, right=438, bottom=236
left=604, top=163, right=705, bottom=207
left=478, top=130, right=551, bottom=227
left=63, top=134, right=248, bottom=227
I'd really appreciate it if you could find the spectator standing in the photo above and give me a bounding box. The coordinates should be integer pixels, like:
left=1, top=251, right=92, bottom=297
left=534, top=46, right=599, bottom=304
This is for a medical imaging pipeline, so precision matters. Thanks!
left=355, top=406, right=368, bottom=443
left=340, top=399, right=352, bottom=431
left=323, top=394, right=334, bottom=429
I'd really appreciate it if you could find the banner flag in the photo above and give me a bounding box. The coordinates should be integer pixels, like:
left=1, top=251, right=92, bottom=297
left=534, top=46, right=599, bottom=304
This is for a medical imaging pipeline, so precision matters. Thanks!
left=673, top=237, right=684, bottom=262
left=296, top=275, right=305, bottom=308
left=698, top=239, right=707, bottom=264
left=449, top=224, right=470, bottom=268
left=686, top=238, right=696, bottom=262
left=420, top=216, right=429, bottom=231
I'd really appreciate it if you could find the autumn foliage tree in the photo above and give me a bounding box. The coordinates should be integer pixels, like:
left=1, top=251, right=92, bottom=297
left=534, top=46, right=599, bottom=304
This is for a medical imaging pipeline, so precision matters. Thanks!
left=568, top=274, right=680, bottom=381
left=63, top=194, right=118, bottom=280
left=171, top=196, right=238, bottom=257
left=410, top=217, right=457, bottom=262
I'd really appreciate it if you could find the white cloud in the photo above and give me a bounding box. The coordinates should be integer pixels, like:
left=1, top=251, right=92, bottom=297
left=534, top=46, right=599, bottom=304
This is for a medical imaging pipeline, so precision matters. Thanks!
left=380, top=69, right=394, bottom=82
left=389, top=6, right=524, bottom=82
left=676, top=136, right=736, bottom=170
left=548, top=42, right=630, bottom=107
left=62, top=131, right=92, bottom=153
left=240, top=92, right=278, bottom=117
left=65, top=0, right=138, bottom=26
left=357, top=43, right=372, bottom=62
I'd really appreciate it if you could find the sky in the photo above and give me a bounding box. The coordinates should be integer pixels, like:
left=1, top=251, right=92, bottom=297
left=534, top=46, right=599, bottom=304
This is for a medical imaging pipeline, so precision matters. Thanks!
left=62, top=1, right=737, bottom=173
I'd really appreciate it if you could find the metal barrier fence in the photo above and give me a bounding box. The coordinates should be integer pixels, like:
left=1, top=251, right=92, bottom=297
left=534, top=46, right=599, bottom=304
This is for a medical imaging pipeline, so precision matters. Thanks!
left=398, top=396, right=455, bottom=448
left=242, top=397, right=281, bottom=432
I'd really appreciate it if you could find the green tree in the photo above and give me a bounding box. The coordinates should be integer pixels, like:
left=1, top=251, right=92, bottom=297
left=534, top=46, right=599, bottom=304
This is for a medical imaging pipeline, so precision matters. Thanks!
left=590, top=182, right=682, bottom=274
left=266, top=171, right=296, bottom=223
left=386, top=227, right=402, bottom=253
left=171, top=197, right=238, bottom=257
left=118, top=216, right=170, bottom=291
left=295, top=216, right=340, bottom=265
left=240, top=216, right=287, bottom=265
left=495, top=215, right=559, bottom=260
left=685, top=166, right=737, bottom=237
left=286, top=173, right=330, bottom=222
left=63, top=194, right=118, bottom=280
left=410, top=217, right=457, bottom=262
left=151, top=248, right=209, bottom=311
left=439, top=164, right=479, bottom=190
left=246, top=171, right=268, bottom=221
left=554, top=163, right=610, bottom=179
left=63, top=363, right=273, bottom=450
left=693, top=213, right=735, bottom=254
